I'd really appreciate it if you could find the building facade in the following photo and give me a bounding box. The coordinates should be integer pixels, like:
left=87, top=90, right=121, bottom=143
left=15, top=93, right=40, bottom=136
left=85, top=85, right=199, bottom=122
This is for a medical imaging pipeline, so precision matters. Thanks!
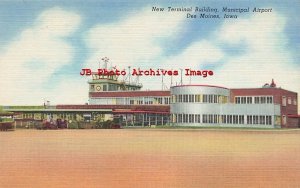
left=170, top=79, right=299, bottom=128
left=171, top=85, right=281, bottom=128
left=2, top=74, right=299, bottom=128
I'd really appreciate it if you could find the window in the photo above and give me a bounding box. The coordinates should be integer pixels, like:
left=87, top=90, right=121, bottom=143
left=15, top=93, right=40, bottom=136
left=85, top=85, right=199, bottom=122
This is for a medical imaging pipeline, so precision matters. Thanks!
left=173, top=114, right=177, bottom=123
left=103, top=85, right=107, bottom=91
left=288, top=97, right=292, bottom=105
left=195, top=95, right=201, bottom=103
left=221, top=96, right=228, bottom=104
left=208, top=115, right=213, bottom=123
left=247, top=115, right=252, bottom=124
left=178, top=114, right=182, bottom=123
left=259, top=116, right=265, bottom=125
left=241, top=97, right=246, bottom=104
left=189, top=95, right=194, bottom=103
left=159, top=98, right=163, bottom=104
left=260, top=97, right=266, bottom=104
left=183, top=114, right=186, bottom=123
left=224, top=96, right=228, bottom=103
left=227, top=115, right=232, bottom=124
left=203, top=95, right=208, bottom=103
left=213, top=95, right=218, bottom=103
left=208, top=95, right=213, bottom=103
left=172, top=95, right=176, bottom=103
left=164, top=97, right=169, bottom=104
left=282, top=96, right=286, bottom=106
left=195, top=114, right=201, bottom=123
left=179, top=95, right=182, bottom=103
left=155, top=97, right=163, bottom=104
left=203, top=114, right=208, bottom=123
left=239, top=115, right=244, bottom=124
left=233, top=115, right=238, bottom=124
left=182, top=114, right=187, bottom=123
left=235, top=97, right=240, bottom=104
left=254, top=97, right=260, bottom=104
left=213, top=115, right=218, bottom=123
left=222, top=115, right=226, bottom=124
left=266, top=116, right=272, bottom=125
left=189, top=114, right=194, bottom=123
left=267, top=96, right=273, bottom=104
left=218, top=96, right=222, bottom=104
left=293, top=98, right=297, bottom=105
left=247, top=97, right=252, bottom=104
left=282, top=115, right=286, bottom=125
left=183, top=95, right=188, bottom=103
left=90, top=85, right=95, bottom=91
left=235, top=96, right=247, bottom=104
left=253, top=116, right=259, bottom=124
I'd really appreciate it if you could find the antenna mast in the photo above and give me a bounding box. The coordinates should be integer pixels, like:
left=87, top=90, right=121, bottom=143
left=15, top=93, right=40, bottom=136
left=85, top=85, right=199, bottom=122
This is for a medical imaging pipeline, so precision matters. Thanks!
left=101, top=57, right=109, bottom=69
left=170, top=70, right=173, bottom=87
left=180, top=68, right=183, bottom=85
left=128, top=66, right=131, bottom=84
left=161, top=74, right=164, bottom=90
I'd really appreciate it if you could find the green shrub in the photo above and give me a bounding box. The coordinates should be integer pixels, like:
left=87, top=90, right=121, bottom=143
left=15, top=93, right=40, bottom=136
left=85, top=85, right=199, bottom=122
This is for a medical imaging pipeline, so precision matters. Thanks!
left=95, top=120, right=114, bottom=129
left=68, top=121, right=79, bottom=129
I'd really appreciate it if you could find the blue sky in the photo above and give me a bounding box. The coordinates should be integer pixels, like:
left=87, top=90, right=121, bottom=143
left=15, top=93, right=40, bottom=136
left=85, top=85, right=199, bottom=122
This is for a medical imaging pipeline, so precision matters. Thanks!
left=0, top=0, right=299, bottom=105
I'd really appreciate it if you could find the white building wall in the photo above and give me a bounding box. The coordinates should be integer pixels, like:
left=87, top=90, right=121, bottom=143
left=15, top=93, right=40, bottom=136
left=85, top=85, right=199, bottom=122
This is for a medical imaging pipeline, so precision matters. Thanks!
left=170, top=85, right=280, bottom=128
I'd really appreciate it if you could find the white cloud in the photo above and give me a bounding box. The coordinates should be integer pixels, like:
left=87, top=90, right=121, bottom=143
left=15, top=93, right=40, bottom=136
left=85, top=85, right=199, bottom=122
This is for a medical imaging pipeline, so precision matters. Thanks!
left=211, top=13, right=299, bottom=87
left=218, top=13, right=287, bottom=52
left=84, top=7, right=186, bottom=69
left=163, top=40, right=224, bottom=69
left=0, top=7, right=83, bottom=105
left=44, top=78, right=88, bottom=105
left=205, top=13, right=300, bottom=111
left=148, top=11, right=299, bottom=111
left=145, top=40, right=224, bottom=88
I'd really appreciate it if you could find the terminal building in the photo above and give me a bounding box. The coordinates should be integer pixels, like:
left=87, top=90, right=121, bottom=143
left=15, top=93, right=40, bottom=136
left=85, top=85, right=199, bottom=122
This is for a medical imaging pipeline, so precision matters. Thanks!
left=171, top=80, right=298, bottom=128
left=2, top=68, right=299, bottom=128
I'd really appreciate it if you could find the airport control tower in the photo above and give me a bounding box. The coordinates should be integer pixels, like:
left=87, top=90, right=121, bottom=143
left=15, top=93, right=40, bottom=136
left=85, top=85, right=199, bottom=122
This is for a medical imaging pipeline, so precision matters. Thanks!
left=88, top=58, right=143, bottom=104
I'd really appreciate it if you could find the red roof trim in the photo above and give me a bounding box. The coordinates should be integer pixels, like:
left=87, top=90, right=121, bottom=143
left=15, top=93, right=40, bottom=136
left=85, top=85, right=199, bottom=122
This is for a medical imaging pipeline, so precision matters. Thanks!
left=231, top=87, right=297, bottom=94
left=113, top=110, right=169, bottom=114
left=287, top=114, right=300, bottom=118
left=171, top=84, right=229, bottom=90
left=56, top=105, right=169, bottom=112
left=89, top=90, right=170, bottom=97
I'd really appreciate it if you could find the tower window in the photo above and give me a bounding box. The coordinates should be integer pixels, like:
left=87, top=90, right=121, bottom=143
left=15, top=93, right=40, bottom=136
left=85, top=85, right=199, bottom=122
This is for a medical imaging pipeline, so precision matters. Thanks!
left=90, top=85, right=95, bottom=90
left=282, top=96, right=286, bottom=106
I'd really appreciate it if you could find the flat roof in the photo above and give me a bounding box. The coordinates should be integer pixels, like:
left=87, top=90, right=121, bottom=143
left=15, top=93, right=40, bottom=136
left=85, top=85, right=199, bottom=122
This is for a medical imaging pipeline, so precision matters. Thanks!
left=171, top=84, right=229, bottom=90
left=7, top=109, right=112, bottom=112
left=231, top=87, right=297, bottom=94
left=89, top=90, right=170, bottom=97
left=112, top=110, right=169, bottom=114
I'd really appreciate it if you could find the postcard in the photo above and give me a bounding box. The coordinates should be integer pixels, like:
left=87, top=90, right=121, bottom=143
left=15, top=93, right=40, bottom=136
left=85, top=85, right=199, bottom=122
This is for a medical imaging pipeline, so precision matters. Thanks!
left=0, top=0, right=299, bottom=187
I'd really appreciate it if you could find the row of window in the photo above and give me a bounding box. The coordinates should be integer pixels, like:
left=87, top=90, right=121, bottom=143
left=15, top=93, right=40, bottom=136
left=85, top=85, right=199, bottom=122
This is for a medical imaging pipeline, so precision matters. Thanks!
left=90, top=96, right=170, bottom=105
left=90, top=84, right=139, bottom=92
left=235, top=96, right=273, bottom=104
left=246, top=115, right=272, bottom=125
left=282, top=96, right=297, bottom=106
left=129, top=97, right=170, bottom=105
left=171, top=94, right=229, bottom=104
left=173, top=114, right=273, bottom=125
left=235, top=96, right=298, bottom=106
left=21, top=113, right=111, bottom=122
